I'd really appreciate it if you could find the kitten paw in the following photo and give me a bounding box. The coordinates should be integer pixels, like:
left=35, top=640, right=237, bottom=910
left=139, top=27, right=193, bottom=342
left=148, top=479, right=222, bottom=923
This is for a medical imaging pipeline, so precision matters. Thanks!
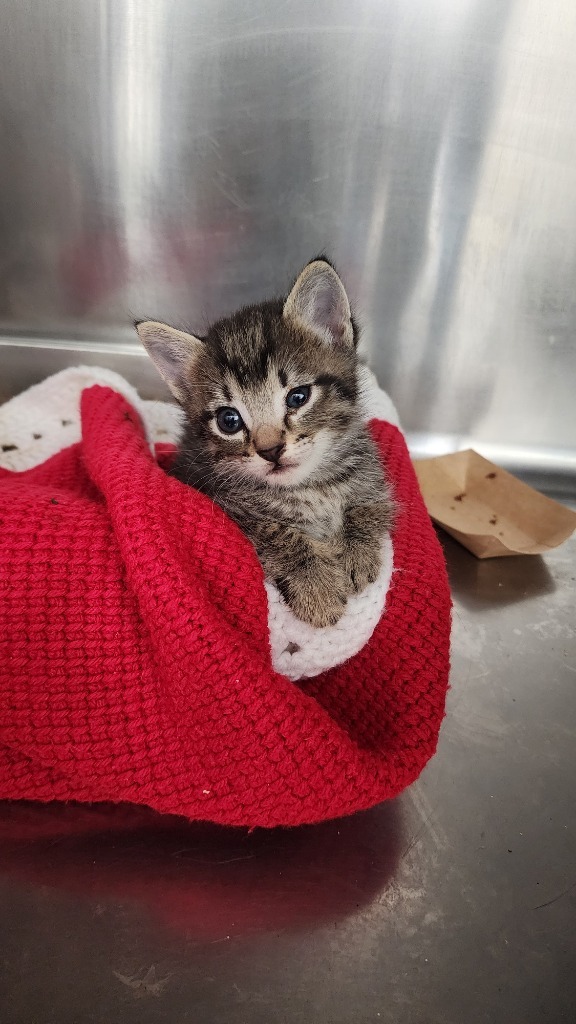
left=343, top=544, right=382, bottom=594
left=278, top=560, right=349, bottom=628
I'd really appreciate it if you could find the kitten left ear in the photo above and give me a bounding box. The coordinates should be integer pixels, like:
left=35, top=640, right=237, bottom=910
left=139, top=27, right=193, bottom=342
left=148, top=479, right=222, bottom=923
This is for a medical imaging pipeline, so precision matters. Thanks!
left=135, top=320, right=203, bottom=402
left=283, top=260, right=354, bottom=347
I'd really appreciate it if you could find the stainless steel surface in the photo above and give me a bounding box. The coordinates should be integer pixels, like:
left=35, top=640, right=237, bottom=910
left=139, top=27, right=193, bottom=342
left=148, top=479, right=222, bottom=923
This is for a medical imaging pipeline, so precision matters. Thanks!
left=1, top=0, right=576, bottom=467
left=1, top=4, right=576, bottom=1019
left=1, top=529, right=575, bottom=1023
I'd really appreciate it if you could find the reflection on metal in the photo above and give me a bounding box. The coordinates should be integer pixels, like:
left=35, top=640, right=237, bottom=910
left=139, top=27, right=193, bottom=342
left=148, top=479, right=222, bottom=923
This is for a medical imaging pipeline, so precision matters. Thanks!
left=1, top=0, right=575, bottom=472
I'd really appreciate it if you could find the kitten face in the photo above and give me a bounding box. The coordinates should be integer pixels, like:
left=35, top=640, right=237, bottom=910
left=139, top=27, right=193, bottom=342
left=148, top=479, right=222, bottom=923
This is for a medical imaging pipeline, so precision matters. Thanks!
left=181, top=305, right=358, bottom=488
left=136, top=259, right=360, bottom=489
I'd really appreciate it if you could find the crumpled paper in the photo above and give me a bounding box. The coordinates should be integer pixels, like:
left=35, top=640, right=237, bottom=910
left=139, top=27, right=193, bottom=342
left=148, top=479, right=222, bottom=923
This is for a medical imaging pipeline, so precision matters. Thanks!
left=413, top=449, right=576, bottom=558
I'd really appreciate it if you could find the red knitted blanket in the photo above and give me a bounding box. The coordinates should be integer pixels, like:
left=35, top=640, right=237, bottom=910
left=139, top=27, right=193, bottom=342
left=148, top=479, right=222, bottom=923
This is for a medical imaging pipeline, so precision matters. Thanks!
left=0, top=385, right=451, bottom=827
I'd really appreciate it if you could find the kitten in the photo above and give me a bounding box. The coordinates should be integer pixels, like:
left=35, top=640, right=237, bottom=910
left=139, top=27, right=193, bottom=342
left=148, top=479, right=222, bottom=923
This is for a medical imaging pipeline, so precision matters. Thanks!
left=135, top=258, right=393, bottom=627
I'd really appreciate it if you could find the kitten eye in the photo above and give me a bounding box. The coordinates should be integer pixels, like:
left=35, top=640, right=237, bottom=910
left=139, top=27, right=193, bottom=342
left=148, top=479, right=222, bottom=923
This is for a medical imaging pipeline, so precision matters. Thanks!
left=286, top=385, right=311, bottom=410
left=216, top=407, right=244, bottom=434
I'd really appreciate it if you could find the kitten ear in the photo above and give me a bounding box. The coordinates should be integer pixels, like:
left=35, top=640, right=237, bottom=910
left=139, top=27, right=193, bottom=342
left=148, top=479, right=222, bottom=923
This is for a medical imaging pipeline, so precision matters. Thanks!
left=134, top=320, right=202, bottom=401
left=283, top=260, right=354, bottom=347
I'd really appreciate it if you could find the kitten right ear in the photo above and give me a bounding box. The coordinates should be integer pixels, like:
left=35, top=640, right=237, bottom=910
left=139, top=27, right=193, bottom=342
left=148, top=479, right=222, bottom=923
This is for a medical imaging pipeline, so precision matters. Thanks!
left=283, top=260, right=354, bottom=347
left=134, top=320, right=203, bottom=402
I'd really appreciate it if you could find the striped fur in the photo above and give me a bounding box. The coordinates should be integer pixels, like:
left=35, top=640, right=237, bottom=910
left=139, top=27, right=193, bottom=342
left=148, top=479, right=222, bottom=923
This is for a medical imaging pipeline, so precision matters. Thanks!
left=137, top=259, right=394, bottom=626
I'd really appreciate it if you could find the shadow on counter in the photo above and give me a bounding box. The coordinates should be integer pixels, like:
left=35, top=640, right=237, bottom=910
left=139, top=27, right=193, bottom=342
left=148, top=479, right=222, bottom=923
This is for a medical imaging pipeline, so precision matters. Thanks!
left=437, top=529, right=556, bottom=611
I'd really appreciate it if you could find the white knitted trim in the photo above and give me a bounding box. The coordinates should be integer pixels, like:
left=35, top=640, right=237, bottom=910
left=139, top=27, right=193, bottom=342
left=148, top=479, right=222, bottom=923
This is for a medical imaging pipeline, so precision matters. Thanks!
left=357, top=364, right=401, bottom=426
left=0, top=365, right=185, bottom=469
left=0, top=365, right=400, bottom=681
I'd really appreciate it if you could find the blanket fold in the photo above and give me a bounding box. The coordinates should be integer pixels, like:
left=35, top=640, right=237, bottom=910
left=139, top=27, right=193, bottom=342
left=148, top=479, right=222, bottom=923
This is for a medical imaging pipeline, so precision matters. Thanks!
left=0, top=383, right=450, bottom=827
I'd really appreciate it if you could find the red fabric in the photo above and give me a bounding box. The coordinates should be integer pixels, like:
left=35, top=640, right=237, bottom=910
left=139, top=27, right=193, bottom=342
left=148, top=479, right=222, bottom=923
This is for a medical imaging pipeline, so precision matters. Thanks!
left=0, top=386, right=451, bottom=828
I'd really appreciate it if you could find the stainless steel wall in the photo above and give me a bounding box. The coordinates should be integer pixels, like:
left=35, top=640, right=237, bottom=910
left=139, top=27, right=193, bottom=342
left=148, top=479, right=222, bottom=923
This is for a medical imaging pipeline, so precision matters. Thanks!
left=1, top=0, right=575, bottom=473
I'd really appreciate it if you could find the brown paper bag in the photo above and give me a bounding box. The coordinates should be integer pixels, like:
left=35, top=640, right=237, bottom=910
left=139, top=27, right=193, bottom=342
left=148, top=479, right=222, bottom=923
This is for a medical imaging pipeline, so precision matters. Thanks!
left=413, top=449, right=576, bottom=559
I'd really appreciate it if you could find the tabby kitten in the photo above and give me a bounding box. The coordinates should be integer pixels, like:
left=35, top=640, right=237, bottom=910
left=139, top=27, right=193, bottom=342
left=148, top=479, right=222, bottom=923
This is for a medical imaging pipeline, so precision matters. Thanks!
left=136, top=258, right=393, bottom=627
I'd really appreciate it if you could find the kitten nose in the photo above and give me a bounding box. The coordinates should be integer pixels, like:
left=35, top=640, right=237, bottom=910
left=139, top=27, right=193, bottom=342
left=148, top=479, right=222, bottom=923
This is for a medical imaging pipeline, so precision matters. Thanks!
left=257, top=443, right=285, bottom=464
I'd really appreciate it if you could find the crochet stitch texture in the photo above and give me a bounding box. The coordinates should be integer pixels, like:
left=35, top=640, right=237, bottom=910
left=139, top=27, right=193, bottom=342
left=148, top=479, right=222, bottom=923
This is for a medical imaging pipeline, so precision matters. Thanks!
left=0, top=385, right=451, bottom=827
